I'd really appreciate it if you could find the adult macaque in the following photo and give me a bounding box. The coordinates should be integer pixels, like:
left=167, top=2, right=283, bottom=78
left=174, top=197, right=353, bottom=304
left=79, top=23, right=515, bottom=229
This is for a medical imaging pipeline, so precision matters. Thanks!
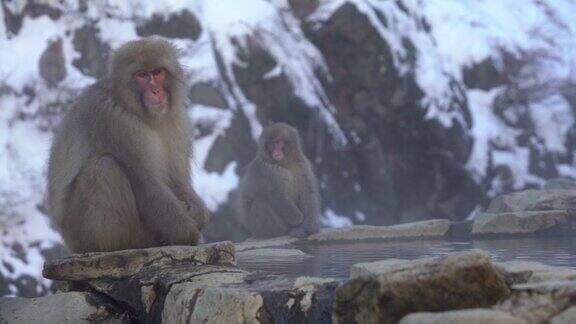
left=47, top=37, right=210, bottom=253
left=238, top=123, right=320, bottom=238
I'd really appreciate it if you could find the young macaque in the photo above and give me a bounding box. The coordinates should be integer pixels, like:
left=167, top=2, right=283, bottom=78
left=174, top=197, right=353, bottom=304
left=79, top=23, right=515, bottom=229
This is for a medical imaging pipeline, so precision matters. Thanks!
left=238, top=123, right=320, bottom=238
left=47, top=37, right=210, bottom=253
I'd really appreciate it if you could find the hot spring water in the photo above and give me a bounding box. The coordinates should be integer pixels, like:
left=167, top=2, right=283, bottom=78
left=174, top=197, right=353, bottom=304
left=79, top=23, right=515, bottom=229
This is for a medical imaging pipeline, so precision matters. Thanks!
left=237, top=237, right=576, bottom=279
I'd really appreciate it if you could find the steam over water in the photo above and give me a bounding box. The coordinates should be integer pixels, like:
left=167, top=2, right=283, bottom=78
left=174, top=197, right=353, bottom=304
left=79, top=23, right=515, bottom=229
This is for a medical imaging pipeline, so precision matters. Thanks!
left=237, top=237, right=576, bottom=279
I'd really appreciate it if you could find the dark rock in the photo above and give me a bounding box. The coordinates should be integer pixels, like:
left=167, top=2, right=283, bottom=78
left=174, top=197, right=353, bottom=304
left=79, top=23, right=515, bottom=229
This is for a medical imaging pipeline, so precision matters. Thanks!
left=38, top=38, right=66, bottom=87
left=306, top=2, right=480, bottom=225
left=289, top=0, right=320, bottom=19
left=72, top=24, right=111, bottom=79
left=42, top=242, right=236, bottom=281
left=545, top=178, right=576, bottom=190
left=487, top=189, right=576, bottom=213
left=2, top=0, right=62, bottom=36
left=59, top=261, right=334, bottom=323
left=0, top=292, right=128, bottom=324
left=189, top=82, right=229, bottom=109
left=463, top=58, right=508, bottom=91
left=203, top=111, right=256, bottom=174
left=472, top=210, right=575, bottom=236
left=400, top=309, right=524, bottom=324
left=528, top=142, right=559, bottom=179
left=333, top=250, right=510, bottom=324
left=0, top=273, right=48, bottom=299
left=496, top=280, right=576, bottom=323
left=0, top=241, right=67, bottom=298
left=447, top=220, right=473, bottom=239
left=232, top=36, right=314, bottom=128
left=136, top=10, right=202, bottom=40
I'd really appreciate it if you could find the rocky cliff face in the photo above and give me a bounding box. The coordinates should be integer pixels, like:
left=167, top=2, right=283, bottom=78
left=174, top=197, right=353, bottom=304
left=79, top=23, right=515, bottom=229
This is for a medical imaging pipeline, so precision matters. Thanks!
left=1, top=0, right=576, bottom=297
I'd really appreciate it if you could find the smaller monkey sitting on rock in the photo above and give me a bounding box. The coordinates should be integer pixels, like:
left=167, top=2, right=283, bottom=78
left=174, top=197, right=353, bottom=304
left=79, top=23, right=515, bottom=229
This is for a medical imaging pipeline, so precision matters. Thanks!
left=238, top=123, right=321, bottom=238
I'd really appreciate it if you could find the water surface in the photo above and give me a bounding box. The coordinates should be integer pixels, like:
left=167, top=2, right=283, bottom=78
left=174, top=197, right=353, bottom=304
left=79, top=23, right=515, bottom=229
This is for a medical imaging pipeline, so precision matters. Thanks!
left=237, top=237, right=576, bottom=279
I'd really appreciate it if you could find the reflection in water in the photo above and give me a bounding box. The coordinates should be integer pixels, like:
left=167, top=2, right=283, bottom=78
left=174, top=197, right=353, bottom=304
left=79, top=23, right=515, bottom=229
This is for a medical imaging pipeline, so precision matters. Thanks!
left=236, top=237, right=576, bottom=279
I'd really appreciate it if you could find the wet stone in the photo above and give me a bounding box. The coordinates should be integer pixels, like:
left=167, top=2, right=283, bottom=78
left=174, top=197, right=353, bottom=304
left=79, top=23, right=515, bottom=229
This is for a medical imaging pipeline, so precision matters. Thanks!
left=349, top=258, right=409, bottom=278
left=550, top=306, right=576, bottom=324
left=487, top=189, right=576, bottom=213
left=42, top=241, right=236, bottom=281
left=399, top=309, right=525, bottom=324
left=237, top=248, right=312, bottom=261
left=235, top=236, right=299, bottom=252
left=545, top=178, right=576, bottom=191
left=496, top=260, right=576, bottom=284
left=473, top=210, right=572, bottom=236
left=495, top=280, right=576, bottom=323
left=308, top=219, right=451, bottom=242
left=0, top=292, right=127, bottom=323
left=333, top=249, right=510, bottom=324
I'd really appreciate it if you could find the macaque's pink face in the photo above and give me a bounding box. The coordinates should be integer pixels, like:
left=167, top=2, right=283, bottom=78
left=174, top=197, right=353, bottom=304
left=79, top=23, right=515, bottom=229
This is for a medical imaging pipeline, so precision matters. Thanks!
left=134, top=68, right=167, bottom=114
left=268, top=139, right=285, bottom=161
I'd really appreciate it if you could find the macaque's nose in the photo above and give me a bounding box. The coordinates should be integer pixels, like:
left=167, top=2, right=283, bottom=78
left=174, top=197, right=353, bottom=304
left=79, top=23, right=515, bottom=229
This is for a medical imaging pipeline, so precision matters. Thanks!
left=149, top=75, right=159, bottom=86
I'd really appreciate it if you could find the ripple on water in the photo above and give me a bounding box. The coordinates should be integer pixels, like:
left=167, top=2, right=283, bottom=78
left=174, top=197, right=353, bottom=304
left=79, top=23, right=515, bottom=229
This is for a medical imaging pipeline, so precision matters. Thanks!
left=236, top=237, right=576, bottom=279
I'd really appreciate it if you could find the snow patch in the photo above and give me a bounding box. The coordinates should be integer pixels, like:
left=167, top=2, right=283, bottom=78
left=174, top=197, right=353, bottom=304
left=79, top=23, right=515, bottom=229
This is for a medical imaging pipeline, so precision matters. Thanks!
left=322, top=209, right=353, bottom=228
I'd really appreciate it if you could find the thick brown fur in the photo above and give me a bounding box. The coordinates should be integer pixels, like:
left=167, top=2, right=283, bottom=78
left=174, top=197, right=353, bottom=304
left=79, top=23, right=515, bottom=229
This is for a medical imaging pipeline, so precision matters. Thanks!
left=238, top=123, right=320, bottom=238
left=47, top=37, right=210, bottom=253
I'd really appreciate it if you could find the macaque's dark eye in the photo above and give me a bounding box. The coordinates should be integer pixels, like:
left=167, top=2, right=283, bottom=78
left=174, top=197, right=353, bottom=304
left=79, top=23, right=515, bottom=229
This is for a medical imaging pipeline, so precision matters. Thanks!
left=135, top=71, right=148, bottom=79
left=152, top=68, right=164, bottom=76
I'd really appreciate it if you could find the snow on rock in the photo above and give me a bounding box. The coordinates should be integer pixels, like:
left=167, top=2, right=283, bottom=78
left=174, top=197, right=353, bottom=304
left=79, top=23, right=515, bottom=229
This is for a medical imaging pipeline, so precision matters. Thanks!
left=322, top=209, right=353, bottom=228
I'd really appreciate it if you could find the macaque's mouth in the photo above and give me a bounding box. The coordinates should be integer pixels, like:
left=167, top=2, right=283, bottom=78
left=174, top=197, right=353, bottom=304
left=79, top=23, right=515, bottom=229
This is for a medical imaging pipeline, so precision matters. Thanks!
left=272, top=150, right=284, bottom=161
left=269, top=140, right=285, bottom=161
left=143, top=88, right=167, bottom=113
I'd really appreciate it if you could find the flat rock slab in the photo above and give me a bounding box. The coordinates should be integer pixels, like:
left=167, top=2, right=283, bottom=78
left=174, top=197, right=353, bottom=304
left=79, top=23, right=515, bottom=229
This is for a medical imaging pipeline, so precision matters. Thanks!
left=473, top=210, right=571, bottom=235
left=399, top=308, right=526, bottom=324
left=550, top=306, right=576, bottom=324
left=0, top=292, right=127, bottom=324
left=308, top=219, right=451, bottom=242
left=487, top=189, right=576, bottom=213
left=235, top=236, right=299, bottom=252
left=333, top=249, right=510, bottom=324
left=545, top=178, right=576, bottom=190
left=163, top=286, right=264, bottom=324
left=495, top=280, right=576, bottom=323
left=43, top=241, right=235, bottom=281
left=399, top=309, right=525, bottom=324
left=162, top=275, right=338, bottom=324
left=496, top=260, right=576, bottom=284
left=349, top=258, right=409, bottom=278
left=237, top=248, right=312, bottom=260
left=58, top=261, right=336, bottom=323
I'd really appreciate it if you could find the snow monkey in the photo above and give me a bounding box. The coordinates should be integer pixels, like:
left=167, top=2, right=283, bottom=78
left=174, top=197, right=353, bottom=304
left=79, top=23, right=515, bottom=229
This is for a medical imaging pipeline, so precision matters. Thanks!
left=47, top=37, right=210, bottom=253
left=238, top=122, right=321, bottom=238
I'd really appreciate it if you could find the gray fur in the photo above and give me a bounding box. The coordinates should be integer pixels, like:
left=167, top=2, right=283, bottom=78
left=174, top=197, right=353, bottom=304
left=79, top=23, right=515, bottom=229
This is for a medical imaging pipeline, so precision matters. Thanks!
left=47, top=37, right=209, bottom=253
left=238, top=123, right=320, bottom=238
